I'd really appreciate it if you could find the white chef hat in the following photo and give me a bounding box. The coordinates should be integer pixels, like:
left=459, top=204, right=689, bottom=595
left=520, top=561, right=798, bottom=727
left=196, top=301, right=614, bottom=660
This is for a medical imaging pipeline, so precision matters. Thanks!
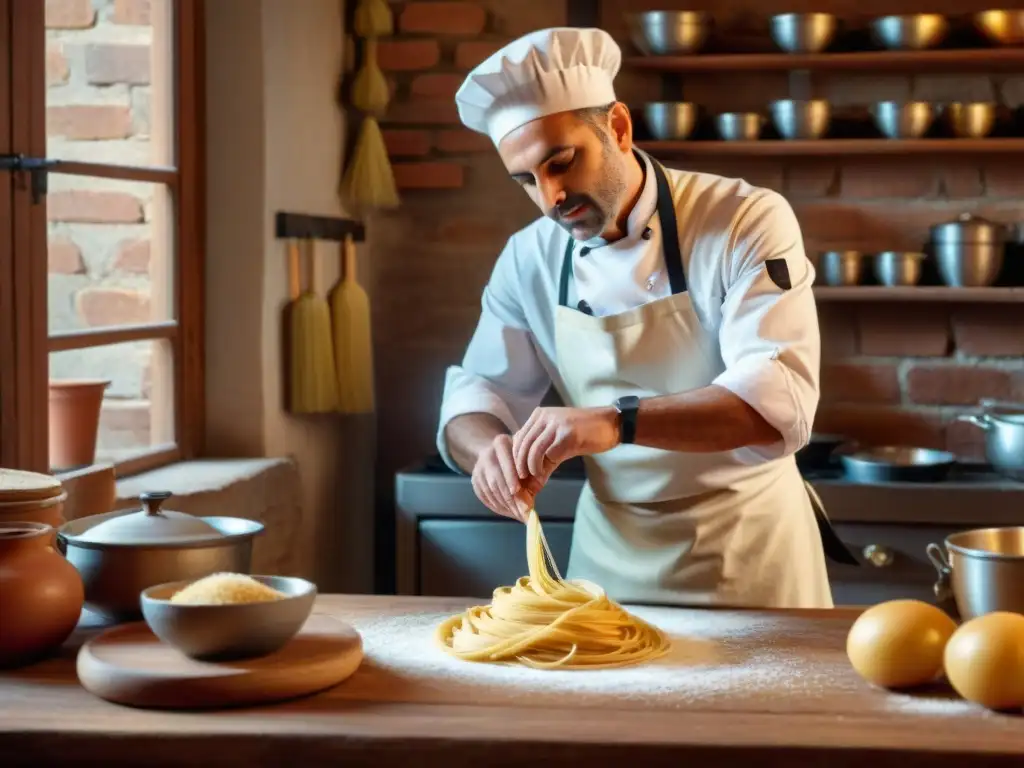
left=455, top=27, right=622, bottom=147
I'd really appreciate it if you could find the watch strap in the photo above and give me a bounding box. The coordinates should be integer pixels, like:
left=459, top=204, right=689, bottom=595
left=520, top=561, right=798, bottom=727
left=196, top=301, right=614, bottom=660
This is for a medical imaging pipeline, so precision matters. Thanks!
left=615, top=396, right=639, bottom=444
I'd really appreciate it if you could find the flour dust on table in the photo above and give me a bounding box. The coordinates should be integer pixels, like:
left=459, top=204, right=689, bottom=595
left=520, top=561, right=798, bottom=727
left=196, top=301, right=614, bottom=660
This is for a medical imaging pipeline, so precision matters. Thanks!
left=333, top=606, right=983, bottom=718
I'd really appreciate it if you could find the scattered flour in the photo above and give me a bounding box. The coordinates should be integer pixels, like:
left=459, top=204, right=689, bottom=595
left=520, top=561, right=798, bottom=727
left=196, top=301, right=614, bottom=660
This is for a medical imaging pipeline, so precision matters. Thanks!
left=325, top=605, right=982, bottom=717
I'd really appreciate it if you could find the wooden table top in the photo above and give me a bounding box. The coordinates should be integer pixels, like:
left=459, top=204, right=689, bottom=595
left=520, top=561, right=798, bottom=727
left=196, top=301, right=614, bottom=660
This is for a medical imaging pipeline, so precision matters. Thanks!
left=1, top=594, right=1022, bottom=768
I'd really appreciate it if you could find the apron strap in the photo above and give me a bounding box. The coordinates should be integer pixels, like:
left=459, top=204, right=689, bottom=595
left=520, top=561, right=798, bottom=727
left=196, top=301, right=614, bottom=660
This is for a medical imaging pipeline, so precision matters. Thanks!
left=557, top=154, right=687, bottom=311
left=558, top=235, right=574, bottom=308
left=652, top=159, right=687, bottom=295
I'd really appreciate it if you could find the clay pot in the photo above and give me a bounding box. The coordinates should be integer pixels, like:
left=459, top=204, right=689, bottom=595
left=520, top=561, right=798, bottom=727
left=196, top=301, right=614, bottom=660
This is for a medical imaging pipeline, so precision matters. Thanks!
left=0, top=467, right=67, bottom=535
left=0, top=522, right=84, bottom=668
left=49, top=379, right=110, bottom=471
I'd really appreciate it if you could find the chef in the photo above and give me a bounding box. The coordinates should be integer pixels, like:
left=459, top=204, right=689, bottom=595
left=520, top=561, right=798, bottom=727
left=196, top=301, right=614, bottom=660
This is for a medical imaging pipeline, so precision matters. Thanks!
left=435, top=27, right=856, bottom=609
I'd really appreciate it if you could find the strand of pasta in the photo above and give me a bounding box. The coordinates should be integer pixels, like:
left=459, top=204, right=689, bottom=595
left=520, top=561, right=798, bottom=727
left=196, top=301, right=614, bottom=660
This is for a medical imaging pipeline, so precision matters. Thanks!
left=435, top=508, right=671, bottom=669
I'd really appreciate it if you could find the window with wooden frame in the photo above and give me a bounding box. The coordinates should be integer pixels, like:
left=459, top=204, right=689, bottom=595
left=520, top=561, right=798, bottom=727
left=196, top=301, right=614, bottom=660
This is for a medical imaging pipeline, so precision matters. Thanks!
left=0, top=0, right=204, bottom=478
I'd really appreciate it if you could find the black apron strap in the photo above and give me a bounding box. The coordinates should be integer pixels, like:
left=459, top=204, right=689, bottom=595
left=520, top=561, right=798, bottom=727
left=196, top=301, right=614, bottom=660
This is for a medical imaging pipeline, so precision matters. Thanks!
left=804, top=480, right=861, bottom=566
left=558, top=235, right=574, bottom=308
left=650, top=159, right=687, bottom=295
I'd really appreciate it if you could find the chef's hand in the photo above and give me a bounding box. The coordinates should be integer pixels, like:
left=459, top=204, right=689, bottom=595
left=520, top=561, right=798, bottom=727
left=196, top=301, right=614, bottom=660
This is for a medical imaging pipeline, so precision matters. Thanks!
left=471, top=433, right=549, bottom=523
left=512, top=406, right=619, bottom=479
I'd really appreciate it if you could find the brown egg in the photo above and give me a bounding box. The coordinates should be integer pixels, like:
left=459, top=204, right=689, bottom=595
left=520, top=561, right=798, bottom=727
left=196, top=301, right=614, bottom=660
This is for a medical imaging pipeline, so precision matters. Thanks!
left=944, top=611, right=1024, bottom=710
left=847, top=599, right=957, bottom=689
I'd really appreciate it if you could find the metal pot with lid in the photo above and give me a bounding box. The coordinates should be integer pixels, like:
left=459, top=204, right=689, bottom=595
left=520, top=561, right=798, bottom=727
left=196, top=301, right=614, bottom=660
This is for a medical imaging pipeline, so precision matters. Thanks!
left=58, top=491, right=264, bottom=621
left=930, top=212, right=1007, bottom=287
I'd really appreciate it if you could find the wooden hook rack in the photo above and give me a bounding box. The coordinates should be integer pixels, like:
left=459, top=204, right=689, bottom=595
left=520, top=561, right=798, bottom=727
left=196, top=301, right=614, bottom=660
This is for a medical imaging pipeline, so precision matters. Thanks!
left=275, top=212, right=366, bottom=243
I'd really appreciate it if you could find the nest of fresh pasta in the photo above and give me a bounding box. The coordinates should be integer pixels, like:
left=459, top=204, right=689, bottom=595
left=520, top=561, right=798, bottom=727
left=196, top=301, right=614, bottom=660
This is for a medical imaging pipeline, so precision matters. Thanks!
left=435, top=510, right=670, bottom=669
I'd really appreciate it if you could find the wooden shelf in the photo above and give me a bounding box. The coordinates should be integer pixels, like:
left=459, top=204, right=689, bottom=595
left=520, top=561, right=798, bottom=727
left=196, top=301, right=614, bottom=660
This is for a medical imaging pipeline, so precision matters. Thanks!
left=626, top=48, right=1024, bottom=73
left=636, top=138, right=1024, bottom=156
left=813, top=287, right=1024, bottom=302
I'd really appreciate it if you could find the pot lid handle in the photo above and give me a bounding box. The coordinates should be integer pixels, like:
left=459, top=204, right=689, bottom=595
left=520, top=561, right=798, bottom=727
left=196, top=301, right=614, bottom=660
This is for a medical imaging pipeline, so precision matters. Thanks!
left=140, top=491, right=173, bottom=516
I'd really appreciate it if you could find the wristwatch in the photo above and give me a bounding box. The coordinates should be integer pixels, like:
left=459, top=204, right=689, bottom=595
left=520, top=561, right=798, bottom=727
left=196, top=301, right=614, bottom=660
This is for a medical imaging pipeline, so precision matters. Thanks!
left=613, top=395, right=640, bottom=444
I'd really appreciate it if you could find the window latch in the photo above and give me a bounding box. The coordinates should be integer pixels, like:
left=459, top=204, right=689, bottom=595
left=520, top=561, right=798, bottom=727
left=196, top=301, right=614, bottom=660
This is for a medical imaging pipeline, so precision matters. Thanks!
left=0, top=153, right=59, bottom=204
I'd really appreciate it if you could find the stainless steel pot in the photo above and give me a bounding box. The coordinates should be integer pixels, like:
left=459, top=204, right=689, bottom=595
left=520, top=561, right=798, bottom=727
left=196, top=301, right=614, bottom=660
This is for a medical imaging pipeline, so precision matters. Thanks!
left=927, top=527, right=1024, bottom=621
left=957, top=411, right=1024, bottom=482
left=930, top=212, right=1006, bottom=288
left=57, top=491, right=264, bottom=621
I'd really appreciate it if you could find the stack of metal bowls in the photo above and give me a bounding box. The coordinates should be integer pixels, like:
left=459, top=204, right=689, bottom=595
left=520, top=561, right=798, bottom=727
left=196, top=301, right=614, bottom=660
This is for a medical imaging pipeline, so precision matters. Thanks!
left=871, top=14, right=949, bottom=49
left=628, top=11, right=710, bottom=55
left=974, top=10, right=1024, bottom=45
left=643, top=102, right=699, bottom=140
left=872, top=101, right=937, bottom=139
left=770, top=99, right=830, bottom=140
left=769, top=12, right=837, bottom=53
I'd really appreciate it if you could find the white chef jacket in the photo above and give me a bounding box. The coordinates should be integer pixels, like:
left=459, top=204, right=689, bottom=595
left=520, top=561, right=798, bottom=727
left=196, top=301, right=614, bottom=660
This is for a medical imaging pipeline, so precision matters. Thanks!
left=436, top=150, right=820, bottom=473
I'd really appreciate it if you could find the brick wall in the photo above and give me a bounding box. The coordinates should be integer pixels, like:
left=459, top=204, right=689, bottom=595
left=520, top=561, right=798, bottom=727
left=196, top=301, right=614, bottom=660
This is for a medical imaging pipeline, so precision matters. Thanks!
left=367, top=0, right=1024, bottom=509
left=45, top=0, right=160, bottom=461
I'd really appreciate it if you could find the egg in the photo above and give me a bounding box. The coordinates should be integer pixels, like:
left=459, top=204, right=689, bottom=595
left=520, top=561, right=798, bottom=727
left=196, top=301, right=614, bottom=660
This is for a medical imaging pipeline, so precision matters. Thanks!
left=846, top=599, right=957, bottom=689
left=944, top=611, right=1024, bottom=710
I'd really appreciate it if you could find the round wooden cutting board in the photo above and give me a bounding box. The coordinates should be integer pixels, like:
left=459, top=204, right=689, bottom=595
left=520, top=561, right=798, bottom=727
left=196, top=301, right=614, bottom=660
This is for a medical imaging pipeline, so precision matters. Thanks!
left=76, top=613, right=363, bottom=710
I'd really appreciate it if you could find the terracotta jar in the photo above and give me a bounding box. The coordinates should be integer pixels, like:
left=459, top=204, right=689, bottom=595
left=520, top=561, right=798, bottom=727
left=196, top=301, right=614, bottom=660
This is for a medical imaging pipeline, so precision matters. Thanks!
left=0, top=468, right=67, bottom=533
left=48, top=379, right=110, bottom=471
left=0, top=522, right=84, bottom=668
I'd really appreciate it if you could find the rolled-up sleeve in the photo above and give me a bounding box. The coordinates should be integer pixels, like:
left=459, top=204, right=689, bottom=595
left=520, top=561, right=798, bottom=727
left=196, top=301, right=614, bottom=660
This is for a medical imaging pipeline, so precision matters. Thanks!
left=436, top=237, right=552, bottom=473
left=711, top=190, right=820, bottom=461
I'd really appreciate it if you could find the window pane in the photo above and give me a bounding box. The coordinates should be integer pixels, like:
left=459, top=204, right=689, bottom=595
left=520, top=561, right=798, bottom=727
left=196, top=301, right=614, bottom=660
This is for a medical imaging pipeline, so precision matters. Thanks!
left=49, top=338, right=175, bottom=468
left=45, top=0, right=175, bottom=167
left=47, top=175, right=174, bottom=334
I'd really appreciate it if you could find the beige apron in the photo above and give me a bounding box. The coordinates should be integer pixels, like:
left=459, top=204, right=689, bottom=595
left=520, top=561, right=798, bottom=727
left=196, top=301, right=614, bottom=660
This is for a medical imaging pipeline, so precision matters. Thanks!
left=554, top=159, right=834, bottom=609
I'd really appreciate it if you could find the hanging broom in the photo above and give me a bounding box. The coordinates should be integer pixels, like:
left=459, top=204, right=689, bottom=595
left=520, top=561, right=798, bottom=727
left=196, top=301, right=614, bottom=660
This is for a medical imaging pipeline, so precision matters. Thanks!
left=289, top=239, right=339, bottom=414
left=342, top=37, right=399, bottom=210
left=353, top=0, right=393, bottom=38
left=331, top=234, right=375, bottom=413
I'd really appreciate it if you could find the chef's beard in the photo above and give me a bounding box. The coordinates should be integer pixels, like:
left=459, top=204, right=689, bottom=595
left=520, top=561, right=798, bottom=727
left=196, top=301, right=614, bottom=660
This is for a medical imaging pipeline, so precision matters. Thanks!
left=549, top=136, right=628, bottom=241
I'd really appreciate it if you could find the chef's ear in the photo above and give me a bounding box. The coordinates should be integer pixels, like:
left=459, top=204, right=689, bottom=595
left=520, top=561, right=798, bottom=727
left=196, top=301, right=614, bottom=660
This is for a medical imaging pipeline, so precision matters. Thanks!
left=607, top=102, right=632, bottom=152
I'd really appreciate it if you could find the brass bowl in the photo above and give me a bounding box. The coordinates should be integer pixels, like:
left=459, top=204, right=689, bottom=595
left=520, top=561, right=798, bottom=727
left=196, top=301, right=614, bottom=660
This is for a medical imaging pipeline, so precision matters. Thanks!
left=716, top=112, right=765, bottom=141
left=628, top=11, right=710, bottom=55
left=872, top=101, right=938, bottom=139
left=875, top=251, right=926, bottom=287
left=643, top=102, right=699, bottom=140
left=770, top=13, right=837, bottom=54
left=871, top=14, right=949, bottom=50
left=770, top=99, right=831, bottom=140
left=945, top=102, right=997, bottom=139
left=818, top=250, right=865, bottom=286
left=974, top=10, right=1024, bottom=46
